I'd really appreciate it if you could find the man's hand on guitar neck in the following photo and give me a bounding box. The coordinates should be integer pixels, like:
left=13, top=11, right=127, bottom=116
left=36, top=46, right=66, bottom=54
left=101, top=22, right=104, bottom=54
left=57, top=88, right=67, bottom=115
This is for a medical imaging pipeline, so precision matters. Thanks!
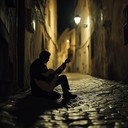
left=64, top=58, right=71, bottom=64
left=55, top=58, right=71, bottom=75
left=61, top=58, right=71, bottom=67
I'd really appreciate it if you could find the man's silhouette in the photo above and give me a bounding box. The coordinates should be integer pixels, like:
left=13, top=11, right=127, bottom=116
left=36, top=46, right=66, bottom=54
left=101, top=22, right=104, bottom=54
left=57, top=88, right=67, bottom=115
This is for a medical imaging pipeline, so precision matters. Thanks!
left=29, top=50, right=77, bottom=100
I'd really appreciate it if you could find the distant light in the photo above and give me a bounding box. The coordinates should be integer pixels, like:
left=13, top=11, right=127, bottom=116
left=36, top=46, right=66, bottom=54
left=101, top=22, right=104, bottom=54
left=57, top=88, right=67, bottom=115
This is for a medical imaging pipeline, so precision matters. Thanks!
left=66, top=39, right=70, bottom=43
left=32, top=20, right=36, bottom=31
left=100, top=9, right=104, bottom=21
left=74, top=15, right=81, bottom=25
left=86, top=16, right=90, bottom=28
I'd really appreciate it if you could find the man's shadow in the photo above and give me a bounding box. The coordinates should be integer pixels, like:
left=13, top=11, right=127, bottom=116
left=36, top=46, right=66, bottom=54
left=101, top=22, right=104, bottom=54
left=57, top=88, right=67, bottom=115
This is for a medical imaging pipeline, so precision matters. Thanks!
left=14, top=94, right=71, bottom=127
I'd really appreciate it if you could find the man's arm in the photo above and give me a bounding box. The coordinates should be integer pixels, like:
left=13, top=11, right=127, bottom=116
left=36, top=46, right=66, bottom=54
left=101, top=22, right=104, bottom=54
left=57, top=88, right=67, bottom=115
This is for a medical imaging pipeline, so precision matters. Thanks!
left=56, top=63, right=66, bottom=75
left=55, top=58, right=71, bottom=75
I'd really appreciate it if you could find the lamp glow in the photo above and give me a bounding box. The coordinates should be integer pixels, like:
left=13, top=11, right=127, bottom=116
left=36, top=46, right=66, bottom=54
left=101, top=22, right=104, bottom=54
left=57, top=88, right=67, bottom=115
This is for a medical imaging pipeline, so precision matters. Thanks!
left=74, top=15, right=81, bottom=25
left=32, top=20, right=36, bottom=31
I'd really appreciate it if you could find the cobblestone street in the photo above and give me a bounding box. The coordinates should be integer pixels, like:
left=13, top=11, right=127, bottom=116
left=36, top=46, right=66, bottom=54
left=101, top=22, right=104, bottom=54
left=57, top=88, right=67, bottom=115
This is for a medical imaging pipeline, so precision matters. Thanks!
left=1, top=73, right=128, bottom=128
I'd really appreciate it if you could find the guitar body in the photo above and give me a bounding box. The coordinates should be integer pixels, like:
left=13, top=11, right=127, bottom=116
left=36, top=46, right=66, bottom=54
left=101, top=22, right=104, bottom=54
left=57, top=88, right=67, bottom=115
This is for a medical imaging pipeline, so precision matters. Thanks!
left=43, top=69, right=58, bottom=82
left=35, top=73, right=58, bottom=92
left=35, top=80, right=52, bottom=92
left=35, top=58, right=71, bottom=92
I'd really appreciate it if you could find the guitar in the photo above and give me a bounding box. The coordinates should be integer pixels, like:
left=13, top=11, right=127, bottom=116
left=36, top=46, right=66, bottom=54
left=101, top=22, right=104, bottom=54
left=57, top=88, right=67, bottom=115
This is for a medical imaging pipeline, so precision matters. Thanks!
left=34, top=58, right=71, bottom=92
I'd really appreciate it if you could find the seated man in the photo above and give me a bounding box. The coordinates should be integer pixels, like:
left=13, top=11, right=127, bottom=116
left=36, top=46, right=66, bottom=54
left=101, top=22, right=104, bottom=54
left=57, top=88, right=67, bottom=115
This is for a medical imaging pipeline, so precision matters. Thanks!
left=29, top=50, right=77, bottom=100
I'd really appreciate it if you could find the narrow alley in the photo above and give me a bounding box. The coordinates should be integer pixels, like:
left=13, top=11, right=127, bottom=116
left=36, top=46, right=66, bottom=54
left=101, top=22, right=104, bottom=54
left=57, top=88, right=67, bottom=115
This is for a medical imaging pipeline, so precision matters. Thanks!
left=1, top=1, right=128, bottom=127
left=0, top=73, right=128, bottom=128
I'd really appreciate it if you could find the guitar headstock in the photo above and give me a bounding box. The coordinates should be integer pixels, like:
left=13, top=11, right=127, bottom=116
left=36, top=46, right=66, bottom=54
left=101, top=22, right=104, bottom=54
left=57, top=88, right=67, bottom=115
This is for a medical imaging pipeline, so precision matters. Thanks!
left=64, top=58, right=71, bottom=64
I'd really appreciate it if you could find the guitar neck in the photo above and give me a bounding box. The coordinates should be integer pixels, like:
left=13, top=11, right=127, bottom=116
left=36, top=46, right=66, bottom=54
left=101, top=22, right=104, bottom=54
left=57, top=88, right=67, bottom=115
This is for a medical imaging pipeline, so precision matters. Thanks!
left=55, top=58, right=70, bottom=75
left=55, top=61, right=68, bottom=75
left=55, top=64, right=65, bottom=75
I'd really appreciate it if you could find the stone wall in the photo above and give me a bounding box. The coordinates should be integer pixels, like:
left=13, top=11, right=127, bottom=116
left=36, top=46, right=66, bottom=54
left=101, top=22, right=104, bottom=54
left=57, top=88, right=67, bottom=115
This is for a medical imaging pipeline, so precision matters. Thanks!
left=0, top=0, right=58, bottom=96
left=89, top=0, right=128, bottom=81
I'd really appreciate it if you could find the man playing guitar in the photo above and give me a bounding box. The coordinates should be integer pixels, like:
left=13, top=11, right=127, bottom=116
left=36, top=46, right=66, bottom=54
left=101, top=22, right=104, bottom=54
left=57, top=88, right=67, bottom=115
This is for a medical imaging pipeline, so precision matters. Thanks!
left=29, top=50, right=77, bottom=100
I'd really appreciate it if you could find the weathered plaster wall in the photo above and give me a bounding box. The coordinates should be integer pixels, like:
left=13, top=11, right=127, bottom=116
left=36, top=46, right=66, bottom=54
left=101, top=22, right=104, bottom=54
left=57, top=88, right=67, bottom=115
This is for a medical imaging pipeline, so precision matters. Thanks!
left=24, top=0, right=58, bottom=88
left=90, top=0, right=128, bottom=81
left=24, top=20, right=44, bottom=88
left=0, top=0, right=18, bottom=95
left=0, top=0, right=58, bottom=96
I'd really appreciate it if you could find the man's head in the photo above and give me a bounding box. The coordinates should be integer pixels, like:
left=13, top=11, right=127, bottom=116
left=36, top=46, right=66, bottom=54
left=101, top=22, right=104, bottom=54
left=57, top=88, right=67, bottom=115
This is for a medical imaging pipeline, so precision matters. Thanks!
left=39, top=50, right=51, bottom=63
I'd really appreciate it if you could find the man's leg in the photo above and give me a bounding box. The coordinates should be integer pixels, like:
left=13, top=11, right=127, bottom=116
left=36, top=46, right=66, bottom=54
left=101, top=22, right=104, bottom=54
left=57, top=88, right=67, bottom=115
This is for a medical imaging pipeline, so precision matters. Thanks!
left=56, top=75, right=70, bottom=92
left=56, top=75, right=77, bottom=99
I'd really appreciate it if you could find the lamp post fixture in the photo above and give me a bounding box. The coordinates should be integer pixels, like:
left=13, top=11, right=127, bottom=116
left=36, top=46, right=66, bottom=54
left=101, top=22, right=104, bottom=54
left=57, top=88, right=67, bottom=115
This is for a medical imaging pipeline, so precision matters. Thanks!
left=74, top=14, right=88, bottom=28
left=74, top=15, right=81, bottom=25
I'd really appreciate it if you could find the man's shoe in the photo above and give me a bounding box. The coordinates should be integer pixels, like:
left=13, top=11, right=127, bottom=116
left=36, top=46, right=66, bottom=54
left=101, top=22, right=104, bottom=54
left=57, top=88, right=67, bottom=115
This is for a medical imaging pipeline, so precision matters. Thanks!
left=63, top=92, right=77, bottom=99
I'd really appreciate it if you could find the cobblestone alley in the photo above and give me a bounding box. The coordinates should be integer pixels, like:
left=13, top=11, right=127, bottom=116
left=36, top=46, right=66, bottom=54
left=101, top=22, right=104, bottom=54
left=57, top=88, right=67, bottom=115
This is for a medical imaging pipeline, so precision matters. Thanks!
left=1, top=73, right=128, bottom=128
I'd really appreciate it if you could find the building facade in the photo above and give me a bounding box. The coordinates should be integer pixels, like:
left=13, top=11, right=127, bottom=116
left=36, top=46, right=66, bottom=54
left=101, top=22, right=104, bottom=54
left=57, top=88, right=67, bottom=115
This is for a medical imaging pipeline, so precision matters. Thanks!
left=57, top=28, right=76, bottom=72
left=74, top=0, right=128, bottom=81
left=0, top=0, right=58, bottom=96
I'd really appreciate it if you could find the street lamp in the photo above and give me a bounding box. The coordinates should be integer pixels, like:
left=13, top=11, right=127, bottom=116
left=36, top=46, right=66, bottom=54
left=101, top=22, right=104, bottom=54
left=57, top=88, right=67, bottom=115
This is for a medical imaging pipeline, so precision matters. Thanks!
left=74, top=15, right=81, bottom=25
left=74, top=15, right=88, bottom=28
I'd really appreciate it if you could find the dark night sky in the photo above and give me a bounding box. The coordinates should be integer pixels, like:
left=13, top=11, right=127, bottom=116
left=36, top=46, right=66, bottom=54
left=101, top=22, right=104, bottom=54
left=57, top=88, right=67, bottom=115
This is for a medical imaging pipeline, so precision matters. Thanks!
left=57, top=0, right=75, bottom=35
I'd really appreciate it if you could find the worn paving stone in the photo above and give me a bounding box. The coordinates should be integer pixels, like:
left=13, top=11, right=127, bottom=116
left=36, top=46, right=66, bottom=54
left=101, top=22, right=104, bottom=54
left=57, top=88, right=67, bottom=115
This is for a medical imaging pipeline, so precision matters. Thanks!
left=0, top=73, right=128, bottom=128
